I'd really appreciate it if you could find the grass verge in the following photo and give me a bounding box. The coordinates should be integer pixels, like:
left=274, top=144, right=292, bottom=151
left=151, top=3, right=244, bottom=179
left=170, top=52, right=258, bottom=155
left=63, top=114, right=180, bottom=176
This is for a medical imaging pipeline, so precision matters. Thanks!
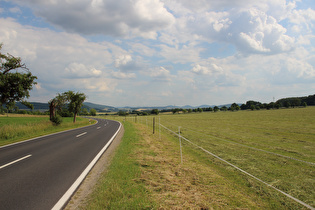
left=84, top=121, right=156, bottom=209
left=0, top=114, right=94, bottom=146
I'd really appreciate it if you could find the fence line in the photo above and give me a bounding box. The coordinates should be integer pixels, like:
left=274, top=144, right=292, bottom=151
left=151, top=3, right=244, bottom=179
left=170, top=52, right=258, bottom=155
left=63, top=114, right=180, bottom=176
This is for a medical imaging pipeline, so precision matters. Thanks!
left=160, top=123, right=314, bottom=210
left=161, top=121, right=315, bottom=166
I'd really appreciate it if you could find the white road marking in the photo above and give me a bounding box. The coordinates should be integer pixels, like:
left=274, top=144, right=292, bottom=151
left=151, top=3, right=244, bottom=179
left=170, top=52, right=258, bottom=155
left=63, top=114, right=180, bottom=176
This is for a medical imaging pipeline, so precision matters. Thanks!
left=52, top=122, right=122, bottom=210
left=0, top=155, right=32, bottom=170
left=76, top=132, right=87, bottom=138
left=97, top=127, right=101, bottom=129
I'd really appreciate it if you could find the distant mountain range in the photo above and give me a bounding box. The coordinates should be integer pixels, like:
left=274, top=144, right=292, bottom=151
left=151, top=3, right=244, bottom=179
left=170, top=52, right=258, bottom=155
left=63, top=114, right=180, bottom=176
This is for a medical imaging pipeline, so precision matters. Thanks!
left=14, top=102, right=234, bottom=112
left=116, top=104, right=236, bottom=111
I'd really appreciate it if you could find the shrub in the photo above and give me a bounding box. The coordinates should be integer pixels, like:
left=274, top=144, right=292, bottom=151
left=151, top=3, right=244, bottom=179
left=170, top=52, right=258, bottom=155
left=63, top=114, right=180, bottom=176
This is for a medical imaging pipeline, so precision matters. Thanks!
left=51, top=115, right=63, bottom=126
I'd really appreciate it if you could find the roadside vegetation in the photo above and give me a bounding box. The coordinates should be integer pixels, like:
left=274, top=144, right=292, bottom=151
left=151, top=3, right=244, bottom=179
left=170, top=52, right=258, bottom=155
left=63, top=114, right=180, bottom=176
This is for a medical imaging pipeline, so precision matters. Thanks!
left=84, top=121, right=156, bottom=209
left=93, top=107, right=314, bottom=209
left=0, top=114, right=93, bottom=147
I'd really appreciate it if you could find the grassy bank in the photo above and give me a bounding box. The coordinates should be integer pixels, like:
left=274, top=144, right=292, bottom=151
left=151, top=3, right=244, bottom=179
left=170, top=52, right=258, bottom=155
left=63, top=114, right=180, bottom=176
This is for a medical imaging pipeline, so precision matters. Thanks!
left=0, top=114, right=93, bottom=146
left=84, top=121, right=156, bottom=209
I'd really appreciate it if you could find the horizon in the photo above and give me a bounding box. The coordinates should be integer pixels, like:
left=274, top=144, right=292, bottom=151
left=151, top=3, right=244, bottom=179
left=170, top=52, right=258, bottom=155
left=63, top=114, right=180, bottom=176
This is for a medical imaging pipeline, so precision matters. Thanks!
left=1, top=1, right=314, bottom=107
left=18, top=92, right=314, bottom=109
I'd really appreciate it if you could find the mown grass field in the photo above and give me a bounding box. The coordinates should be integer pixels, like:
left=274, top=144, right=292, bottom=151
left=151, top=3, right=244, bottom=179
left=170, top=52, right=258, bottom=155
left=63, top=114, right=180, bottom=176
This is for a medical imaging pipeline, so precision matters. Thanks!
left=0, top=114, right=93, bottom=146
left=100, top=107, right=314, bottom=209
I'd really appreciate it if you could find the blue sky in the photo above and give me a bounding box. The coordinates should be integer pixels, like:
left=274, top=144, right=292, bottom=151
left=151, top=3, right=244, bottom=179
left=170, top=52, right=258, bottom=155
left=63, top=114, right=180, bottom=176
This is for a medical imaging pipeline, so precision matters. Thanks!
left=0, top=0, right=314, bottom=107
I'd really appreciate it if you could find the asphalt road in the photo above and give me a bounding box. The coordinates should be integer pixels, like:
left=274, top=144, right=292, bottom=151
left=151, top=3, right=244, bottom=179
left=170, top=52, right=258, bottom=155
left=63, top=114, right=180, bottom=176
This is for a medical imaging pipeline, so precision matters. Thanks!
left=0, top=118, right=121, bottom=210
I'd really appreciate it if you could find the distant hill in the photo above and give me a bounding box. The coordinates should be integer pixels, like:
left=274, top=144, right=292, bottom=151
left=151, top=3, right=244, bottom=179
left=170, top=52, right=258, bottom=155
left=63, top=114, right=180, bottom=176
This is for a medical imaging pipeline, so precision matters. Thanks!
left=14, top=101, right=118, bottom=112
left=83, top=102, right=118, bottom=112
left=16, top=102, right=49, bottom=111
left=117, top=104, right=241, bottom=110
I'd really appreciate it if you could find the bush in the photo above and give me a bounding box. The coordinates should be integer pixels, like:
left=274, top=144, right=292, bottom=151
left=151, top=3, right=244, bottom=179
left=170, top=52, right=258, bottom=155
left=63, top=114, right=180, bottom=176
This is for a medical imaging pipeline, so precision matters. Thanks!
left=51, top=115, right=63, bottom=126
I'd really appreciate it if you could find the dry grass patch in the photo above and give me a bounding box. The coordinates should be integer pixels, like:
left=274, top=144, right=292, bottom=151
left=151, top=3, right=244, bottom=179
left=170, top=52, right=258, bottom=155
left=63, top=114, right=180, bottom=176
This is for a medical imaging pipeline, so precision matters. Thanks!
left=133, top=123, right=268, bottom=209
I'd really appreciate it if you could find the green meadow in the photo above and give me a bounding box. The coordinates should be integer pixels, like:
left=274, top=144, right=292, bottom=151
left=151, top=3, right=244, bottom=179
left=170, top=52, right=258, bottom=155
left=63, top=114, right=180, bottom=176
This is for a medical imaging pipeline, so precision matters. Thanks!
left=0, top=114, right=93, bottom=146
left=1, top=108, right=314, bottom=209
left=101, top=107, right=314, bottom=209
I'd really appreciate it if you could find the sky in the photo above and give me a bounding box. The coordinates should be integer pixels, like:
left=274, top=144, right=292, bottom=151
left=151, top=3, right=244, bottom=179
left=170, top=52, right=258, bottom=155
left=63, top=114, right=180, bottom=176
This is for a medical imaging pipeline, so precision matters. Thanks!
left=0, top=0, right=314, bottom=107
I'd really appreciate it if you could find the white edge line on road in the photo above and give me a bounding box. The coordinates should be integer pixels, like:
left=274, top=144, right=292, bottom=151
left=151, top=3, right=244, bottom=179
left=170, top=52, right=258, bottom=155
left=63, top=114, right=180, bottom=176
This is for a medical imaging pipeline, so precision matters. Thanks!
left=0, top=154, right=32, bottom=170
left=52, top=121, right=122, bottom=210
left=0, top=119, right=99, bottom=149
left=76, top=132, right=87, bottom=138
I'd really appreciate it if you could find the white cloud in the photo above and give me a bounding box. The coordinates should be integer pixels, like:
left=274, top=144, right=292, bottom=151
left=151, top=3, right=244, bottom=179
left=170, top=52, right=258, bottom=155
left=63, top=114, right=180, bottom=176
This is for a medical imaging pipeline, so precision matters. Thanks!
left=1, top=0, right=314, bottom=106
left=162, top=1, right=297, bottom=55
left=12, top=0, right=175, bottom=39
left=65, top=63, right=102, bottom=78
left=128, top=42, right=156, bottom=57
left=192, top=63, right=223, bottom=76
left=115, top=55, right=133, bottom=68
left=158, top=43, right=204, bottom=64
left=289, top=8, right=315, bottom=32
left=111, top=71, right=136, bottom=79
left=114, top=54, right=145, bottom=72
left=0, top=18, right=119, bottom=99
left=142, top=66, right=173, bottom=82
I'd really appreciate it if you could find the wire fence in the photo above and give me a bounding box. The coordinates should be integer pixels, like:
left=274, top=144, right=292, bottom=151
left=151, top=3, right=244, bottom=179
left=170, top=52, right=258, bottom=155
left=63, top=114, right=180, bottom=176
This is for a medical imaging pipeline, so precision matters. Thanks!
left=160, top=123, right=314, bottom=210
left=102, top=115, right=314, bottom=209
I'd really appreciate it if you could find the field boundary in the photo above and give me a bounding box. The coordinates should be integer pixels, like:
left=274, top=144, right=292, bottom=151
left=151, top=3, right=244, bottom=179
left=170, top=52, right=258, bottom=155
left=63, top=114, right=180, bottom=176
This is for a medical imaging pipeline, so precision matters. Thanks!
left=161, top=123, right=315, bottom=210
left=162, top=121, right=315, bottom=166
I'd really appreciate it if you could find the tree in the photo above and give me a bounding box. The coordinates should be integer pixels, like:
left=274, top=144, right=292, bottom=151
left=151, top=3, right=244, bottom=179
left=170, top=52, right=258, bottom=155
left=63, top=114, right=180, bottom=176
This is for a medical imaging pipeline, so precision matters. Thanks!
left=81, top=108, right=89, bottom=116
left=151, top=109, right=159, bottom=115
left=213, top=106, right=219, bottom=112
left=220, top=106, right=227, bottom=111
left=89, top=108, right=96, bottom=116
left=118, top=110, right=128, bottom=116
left=172, top=108, right=180, bottom=114
left=49, top=91, right=86, bottom=123
left=0, top=44, right=37, bottom=114
left=230, top=103, right=240, bottom=111
left=66, top=91, right=86, bottom=123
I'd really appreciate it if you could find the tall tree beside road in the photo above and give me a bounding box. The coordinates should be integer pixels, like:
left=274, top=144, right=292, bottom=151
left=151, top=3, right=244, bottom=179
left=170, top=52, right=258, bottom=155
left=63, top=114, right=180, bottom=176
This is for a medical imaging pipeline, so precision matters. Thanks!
left=66, top=91, right=87, bottom=123
left=0, top=44, right=37, bottom=113
left=49, top=91, right=86, bottom=123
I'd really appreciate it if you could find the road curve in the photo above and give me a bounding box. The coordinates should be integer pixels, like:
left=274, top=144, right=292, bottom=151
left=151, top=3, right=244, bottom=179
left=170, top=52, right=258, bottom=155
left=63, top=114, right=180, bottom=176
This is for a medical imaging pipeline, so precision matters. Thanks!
left=0, top=118, right=121, bottom=210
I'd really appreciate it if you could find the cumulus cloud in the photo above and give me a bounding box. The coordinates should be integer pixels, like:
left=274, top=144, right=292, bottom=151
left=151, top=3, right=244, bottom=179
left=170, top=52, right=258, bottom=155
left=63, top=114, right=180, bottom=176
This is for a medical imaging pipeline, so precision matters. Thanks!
left=0, top=18, right=120, bottom=99
left=128, top=42, right=156, bottom=57
left=142, top=66, right=173, bottom=82
left=161, top=1, right=298, bottom=55
left=1, top=0, right=314, bottom=106
left=185, top=8, right=295, bottom=54
left=12, top=0, right=175, bottom=39
left=65, top=63, right=102, bottom=78
left=158, top=43, right=204, bottom=64
left=192, top=63, right=223, bottom=75
left=111, top=71, right=136, bottom=79
left=114, top=54, right=144, bottom=72
left=288, top=8, right=315, bottom=33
